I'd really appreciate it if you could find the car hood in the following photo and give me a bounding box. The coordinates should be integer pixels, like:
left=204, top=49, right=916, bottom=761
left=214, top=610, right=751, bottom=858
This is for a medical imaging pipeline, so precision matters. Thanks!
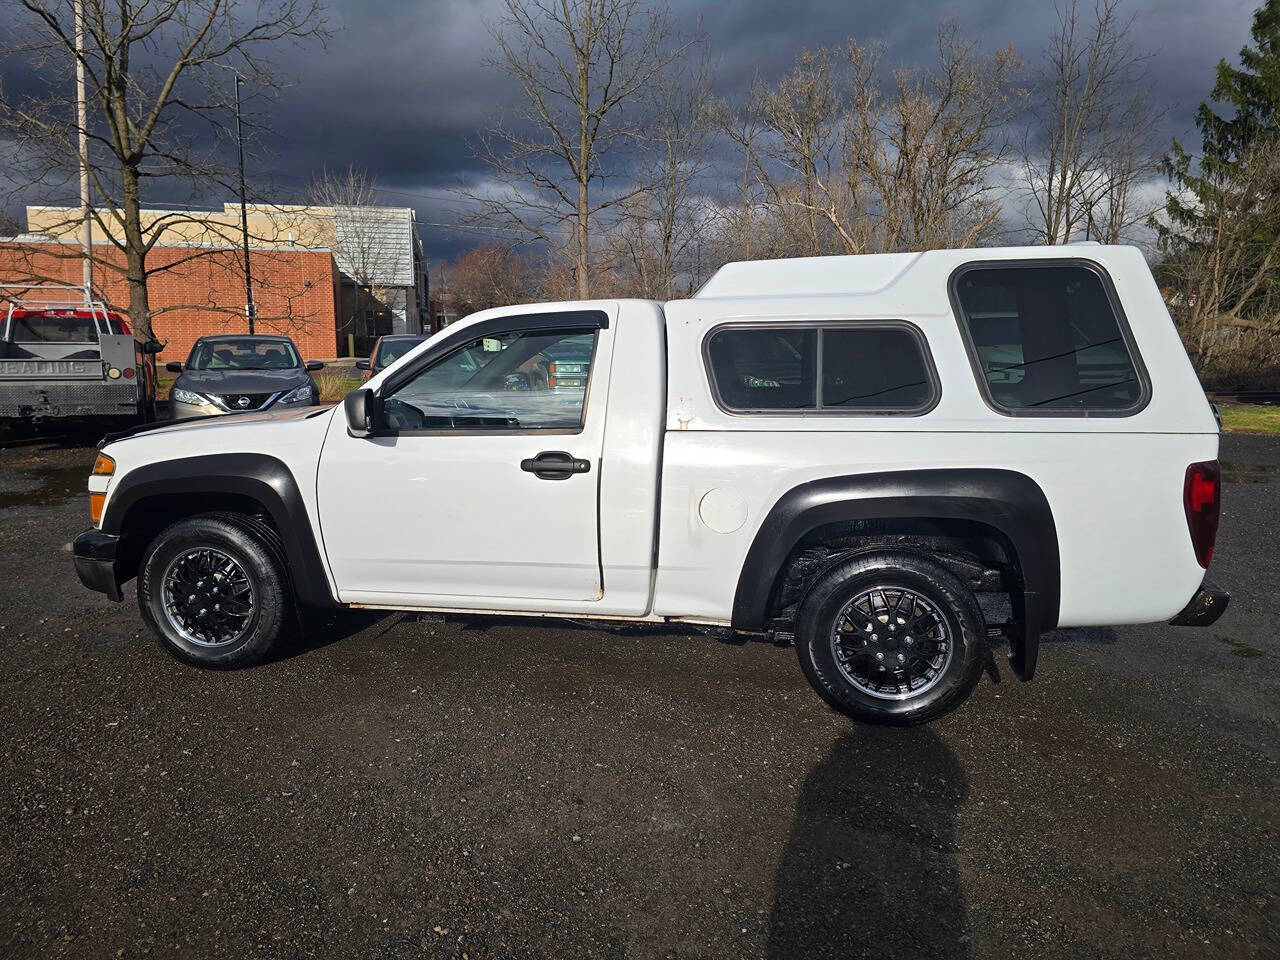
left=101, top=404, right=332, bottom=447
left=178, top=368, right=310, bottom=393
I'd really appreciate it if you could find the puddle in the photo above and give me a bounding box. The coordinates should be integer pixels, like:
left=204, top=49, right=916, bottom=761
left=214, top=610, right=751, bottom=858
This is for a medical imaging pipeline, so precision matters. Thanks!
left=1215, top=636, right=1265, bottom=658
left=1220, top=461, right=1280, bottom=483
left=0, top=461, right=88, bottom=510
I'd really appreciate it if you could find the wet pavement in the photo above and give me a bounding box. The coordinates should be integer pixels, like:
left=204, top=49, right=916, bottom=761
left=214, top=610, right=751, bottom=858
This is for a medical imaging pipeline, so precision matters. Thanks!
left=0, top=431, right=1276, bottom=959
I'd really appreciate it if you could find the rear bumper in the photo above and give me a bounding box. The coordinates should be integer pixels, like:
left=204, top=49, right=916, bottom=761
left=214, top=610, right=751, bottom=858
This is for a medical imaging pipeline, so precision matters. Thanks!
left=0, top=381, right=138, bottom=419
left=1169, top=579, right=1230, bottom=627
left=72, top=529, right=123, bottom=602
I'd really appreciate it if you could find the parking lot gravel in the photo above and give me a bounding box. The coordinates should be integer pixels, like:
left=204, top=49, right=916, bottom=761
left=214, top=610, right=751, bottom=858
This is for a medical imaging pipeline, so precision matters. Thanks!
left=0, top=431, right=1276, bottom=959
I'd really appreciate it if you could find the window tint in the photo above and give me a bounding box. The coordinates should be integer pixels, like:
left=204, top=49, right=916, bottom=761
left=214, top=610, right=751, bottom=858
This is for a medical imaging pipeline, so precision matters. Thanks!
left=384, top=329, right=596, bottom=431
left=10, top=313, right=99, bottom=342
left=822, top=328, right=934, bottom=410
left=706, top=328, right=816, bottom=410
left=952, top=264, right=1144, bottom=413
left=706, top=325, right=935, bottom=413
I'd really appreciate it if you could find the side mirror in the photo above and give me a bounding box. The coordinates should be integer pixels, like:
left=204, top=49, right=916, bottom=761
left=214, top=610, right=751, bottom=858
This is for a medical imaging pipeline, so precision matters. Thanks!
left=142, top=339, right=164, bottom=355
left=355, top=359, right=371, bottom=371
left=344, top=388, right=378, bottom=438
left=305, top=360, right=325, bottom=371
left=165, top=361, right=183, bottom=373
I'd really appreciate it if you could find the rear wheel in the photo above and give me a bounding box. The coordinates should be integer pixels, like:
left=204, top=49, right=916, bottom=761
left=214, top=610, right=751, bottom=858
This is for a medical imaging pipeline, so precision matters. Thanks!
left=137, top=515, right=289, bottom=668
left=795, top=551, right=985, bottom=725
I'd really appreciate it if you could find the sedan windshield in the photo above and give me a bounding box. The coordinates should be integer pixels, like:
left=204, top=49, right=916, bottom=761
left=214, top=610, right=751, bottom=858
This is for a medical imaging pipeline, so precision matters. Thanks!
left=375, top=336, right=427, bottom=368
left=188, top=339, right=300, bottom=370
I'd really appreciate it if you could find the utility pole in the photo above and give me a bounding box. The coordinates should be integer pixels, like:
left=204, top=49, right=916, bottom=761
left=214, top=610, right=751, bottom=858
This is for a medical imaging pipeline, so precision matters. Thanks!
left=74, top=0, right=92, bottom=295
left=234, top=74, right=256, bottom=334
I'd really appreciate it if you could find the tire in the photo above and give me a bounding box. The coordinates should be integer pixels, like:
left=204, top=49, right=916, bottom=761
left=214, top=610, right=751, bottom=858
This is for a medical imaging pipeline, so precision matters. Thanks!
left=137, top=514, right=289, bottom=669
left=795, top=550, right=985, bottom=726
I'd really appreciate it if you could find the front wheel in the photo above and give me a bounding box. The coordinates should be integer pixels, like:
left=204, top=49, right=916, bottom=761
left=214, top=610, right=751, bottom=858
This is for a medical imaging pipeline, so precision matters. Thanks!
left=795, top=551, right=985, bottom=726
left=137, top=515, right=289, bottom=668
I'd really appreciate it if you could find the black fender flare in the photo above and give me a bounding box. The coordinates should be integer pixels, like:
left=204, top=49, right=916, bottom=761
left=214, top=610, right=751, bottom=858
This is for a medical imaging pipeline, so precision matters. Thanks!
left=100, top=453, right=336, bottom=608
left=731, top=469, right=1059, bottom=680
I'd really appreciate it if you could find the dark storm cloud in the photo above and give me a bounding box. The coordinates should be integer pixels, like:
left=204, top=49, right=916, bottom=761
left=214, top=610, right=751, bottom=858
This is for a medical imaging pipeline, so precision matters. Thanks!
left=0, top=0, right=1263, bottom=259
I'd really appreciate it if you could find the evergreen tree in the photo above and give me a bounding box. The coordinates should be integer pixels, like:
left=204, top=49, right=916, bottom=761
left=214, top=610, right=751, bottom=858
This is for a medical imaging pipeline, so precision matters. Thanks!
left=1156, top=0, right=1280, bottom=378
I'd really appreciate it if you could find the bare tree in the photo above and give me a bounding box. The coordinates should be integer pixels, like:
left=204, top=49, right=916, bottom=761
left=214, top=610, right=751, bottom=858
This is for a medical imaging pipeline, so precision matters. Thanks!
left=0, top=0, right=327, bottom=339
left=608, top=57, right=715, bottom=298
left=308, top=165, right=401, bottom=344
left=463, top=0, right=690, bottom=299
left=848, top=25, right=1022, bottom=251
left=1022, top=0, right=1160, bottom=245
left=445, top=243, right=535, bottom=315
left=738, top=24, right=1021, bottom=257
left=745, top=48, right=846, bottom=256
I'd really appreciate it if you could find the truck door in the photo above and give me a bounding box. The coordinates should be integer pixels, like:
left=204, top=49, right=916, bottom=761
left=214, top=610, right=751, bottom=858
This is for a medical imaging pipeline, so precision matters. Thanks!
left=317, top=307, right=614, bottom=606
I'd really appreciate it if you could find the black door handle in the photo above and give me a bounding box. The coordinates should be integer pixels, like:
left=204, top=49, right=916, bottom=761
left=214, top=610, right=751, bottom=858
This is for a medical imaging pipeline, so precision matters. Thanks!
left=520, top=450, right=591, bottom=480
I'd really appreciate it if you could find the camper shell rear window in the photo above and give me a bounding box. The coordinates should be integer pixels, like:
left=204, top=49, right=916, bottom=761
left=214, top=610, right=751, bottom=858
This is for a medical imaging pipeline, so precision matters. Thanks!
left=948, top=260, right=1149, bottom=417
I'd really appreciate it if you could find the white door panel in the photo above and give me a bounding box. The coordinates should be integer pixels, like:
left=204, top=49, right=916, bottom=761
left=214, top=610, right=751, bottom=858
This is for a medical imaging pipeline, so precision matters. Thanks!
left=317, top=311, right=615, bottom=604
left=318, top=433, right=602, bottom=601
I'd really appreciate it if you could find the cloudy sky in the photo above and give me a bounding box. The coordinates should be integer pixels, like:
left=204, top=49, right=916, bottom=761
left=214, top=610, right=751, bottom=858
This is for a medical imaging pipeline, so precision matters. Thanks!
left=0, top=0, right=1265, bottom=262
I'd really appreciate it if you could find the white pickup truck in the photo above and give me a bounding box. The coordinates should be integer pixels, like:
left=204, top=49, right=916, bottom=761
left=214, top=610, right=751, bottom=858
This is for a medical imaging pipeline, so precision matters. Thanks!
left=73, top=246, right=1227, bottom=724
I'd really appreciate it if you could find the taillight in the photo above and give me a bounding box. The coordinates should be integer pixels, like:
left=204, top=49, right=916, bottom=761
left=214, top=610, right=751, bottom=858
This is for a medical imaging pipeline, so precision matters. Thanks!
left=1183, top=460, right=1220, bottom=568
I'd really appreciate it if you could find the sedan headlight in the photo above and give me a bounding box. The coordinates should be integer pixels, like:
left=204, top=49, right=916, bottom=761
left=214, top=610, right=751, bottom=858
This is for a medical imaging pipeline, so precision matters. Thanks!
left=172, top=387, right=207, bottom=405
left=277, top=384, right=315, bottom=405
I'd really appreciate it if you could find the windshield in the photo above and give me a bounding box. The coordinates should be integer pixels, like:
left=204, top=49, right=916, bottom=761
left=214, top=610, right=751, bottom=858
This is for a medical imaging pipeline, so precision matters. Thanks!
left=188, top=339, right=301, bottom=370
left=375, top=337, right=427, bottom=368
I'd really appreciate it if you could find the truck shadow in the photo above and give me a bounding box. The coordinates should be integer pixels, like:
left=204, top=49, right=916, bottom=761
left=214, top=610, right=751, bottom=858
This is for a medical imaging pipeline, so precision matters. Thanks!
left=768, top=726, right=969, bottom=959
left=270, top=608, right=391, bottom=663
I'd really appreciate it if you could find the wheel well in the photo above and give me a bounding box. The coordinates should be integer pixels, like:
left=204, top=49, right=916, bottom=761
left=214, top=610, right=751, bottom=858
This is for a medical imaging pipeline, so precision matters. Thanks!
left=764, top=516, right=1021, bottom=631
left=115, top=492, right=280, bottom=585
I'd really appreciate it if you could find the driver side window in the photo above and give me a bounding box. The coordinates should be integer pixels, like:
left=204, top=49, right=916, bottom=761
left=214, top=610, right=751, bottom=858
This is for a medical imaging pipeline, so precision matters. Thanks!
left=384, top=329, right=597, bottom=432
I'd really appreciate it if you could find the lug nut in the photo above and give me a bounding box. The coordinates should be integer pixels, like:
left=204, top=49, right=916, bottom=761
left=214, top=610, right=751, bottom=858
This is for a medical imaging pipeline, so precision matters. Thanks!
left=875, top=652, right=884, bottom=660
left=897, top=654, right=905, bottom=663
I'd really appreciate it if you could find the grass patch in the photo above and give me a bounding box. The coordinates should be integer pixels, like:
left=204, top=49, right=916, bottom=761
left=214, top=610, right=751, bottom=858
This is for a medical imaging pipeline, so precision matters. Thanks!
left=1218, top=403, right=1280, bottom=435
left=314, top=370, right=364, bottom=403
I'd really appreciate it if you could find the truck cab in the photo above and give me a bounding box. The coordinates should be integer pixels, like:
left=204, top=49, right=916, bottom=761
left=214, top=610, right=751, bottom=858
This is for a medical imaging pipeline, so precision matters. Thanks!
left=71, top=247, right=1227, bottom=725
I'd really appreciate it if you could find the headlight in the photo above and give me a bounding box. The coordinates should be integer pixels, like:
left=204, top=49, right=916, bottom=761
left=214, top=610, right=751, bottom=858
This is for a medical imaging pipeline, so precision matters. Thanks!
left=277, top=384, right=315, bottom=405
left=172, top=387, right=206, bottom=405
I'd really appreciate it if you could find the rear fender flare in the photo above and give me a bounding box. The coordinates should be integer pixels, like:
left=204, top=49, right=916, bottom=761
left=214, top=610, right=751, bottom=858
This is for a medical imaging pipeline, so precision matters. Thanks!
left=731, top=469, right=1060, bottom=680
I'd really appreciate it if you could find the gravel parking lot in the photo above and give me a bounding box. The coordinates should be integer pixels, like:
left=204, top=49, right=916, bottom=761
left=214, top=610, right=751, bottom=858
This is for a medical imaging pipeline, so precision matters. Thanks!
left=0, top=431, right=1276, bottom=959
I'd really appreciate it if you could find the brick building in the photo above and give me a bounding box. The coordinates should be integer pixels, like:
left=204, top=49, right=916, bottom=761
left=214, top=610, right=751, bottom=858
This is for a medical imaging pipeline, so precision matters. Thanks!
left=1, top=201, right=431, bottom=360
left=0, top=238, right=342, bottom=362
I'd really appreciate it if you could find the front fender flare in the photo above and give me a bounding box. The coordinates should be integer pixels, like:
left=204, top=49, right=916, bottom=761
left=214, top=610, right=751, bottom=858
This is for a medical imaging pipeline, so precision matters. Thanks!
left=100, top=453, right=336, bottom=608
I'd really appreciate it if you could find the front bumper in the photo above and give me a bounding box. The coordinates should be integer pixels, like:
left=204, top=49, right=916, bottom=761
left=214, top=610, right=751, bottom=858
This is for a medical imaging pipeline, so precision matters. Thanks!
left=1169, top=579, right=1230, bottom=627
left=72, top=529, right=123, bottom=602
left=168, top=396, right=317, bottom=419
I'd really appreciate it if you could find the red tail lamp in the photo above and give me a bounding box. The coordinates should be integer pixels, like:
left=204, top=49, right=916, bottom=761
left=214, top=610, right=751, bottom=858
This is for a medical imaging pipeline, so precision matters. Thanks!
left=1183, top=460, right=1220, bottom=568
